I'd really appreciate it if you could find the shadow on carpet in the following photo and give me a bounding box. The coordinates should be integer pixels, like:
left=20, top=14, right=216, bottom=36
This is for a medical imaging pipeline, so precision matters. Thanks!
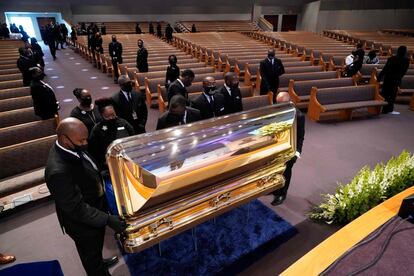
left=104, top=177, right=297, bottom=275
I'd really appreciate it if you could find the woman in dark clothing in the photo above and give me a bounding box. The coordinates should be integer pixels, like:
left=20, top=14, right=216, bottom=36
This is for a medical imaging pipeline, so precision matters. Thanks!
left=165, top=55, right=180, bottom=88
left=70, top=88, right=102, bottom=134
left=89, top=98, right=134, bottom=171
left=94, top=32, right=103, bottom=54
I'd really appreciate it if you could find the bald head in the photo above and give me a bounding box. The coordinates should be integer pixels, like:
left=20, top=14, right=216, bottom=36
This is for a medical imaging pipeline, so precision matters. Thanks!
left=276, top=92, right=291, bottom=103
left=118, top=75, right=130, bottom=86
left=224, top=72, right=239, bottom=88
left=203, top=76, right=216, bottom=95
left=57, top=118, right=89, bottom=151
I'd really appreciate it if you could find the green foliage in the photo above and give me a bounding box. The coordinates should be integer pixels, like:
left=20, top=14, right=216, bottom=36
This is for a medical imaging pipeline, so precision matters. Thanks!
left=309, top=151, right=414, bottom=224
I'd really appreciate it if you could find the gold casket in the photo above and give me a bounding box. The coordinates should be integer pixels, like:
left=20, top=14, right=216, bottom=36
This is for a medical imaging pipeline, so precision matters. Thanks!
left=107, top=103, right=297, bottom=253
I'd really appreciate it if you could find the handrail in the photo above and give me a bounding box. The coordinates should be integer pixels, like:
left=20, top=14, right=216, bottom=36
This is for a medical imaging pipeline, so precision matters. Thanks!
left=258, top=17, right=273, bottom=32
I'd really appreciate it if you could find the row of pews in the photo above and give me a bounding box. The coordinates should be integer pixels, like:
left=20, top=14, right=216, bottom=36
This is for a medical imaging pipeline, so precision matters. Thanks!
left=324, top=30, right=414, bottom=56
left=248, top=31, right=414, bottom=116
left=0, top=40, right=58, bottom=211
left=178, top=20, right=260, bottom=32
left=78, top=22, right=169, bottom=34
left=72, top=33, right=274, bottom=113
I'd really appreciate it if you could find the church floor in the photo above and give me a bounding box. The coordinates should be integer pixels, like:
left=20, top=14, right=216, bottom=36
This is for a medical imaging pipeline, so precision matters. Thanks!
left=0, top=43, right=413, bottom=276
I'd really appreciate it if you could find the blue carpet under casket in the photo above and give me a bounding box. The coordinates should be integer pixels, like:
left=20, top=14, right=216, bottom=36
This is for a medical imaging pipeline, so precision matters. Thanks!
left=104, top=178, right=297, bottom=275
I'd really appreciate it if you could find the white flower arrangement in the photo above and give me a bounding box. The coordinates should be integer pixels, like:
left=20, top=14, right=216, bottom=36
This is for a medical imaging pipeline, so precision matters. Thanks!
left=310, top=151, right=414, bottom=224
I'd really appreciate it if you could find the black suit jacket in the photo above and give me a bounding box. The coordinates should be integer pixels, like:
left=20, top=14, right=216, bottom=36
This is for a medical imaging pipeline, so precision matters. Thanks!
left=108, top=41, right=123, bottom=63
left=378, top=55, right=409, bottom=85
left=190, top=93, right=225, bottom=120
left=259, top=58, right=285, bottom=94
left=165, top=65, right=180, bottom=87
left=296, top=109, right=305, bottom=154
left=156, top=107, right=201, bottom=130
left=30, top=80, right=59, bottom=119
left=17, top=55, right=38, bottom=86
left=217, top=86, right=243, bottom=115
left=167, top=79, right=187, bottom=103
left=136, top=47, right=148, bottom=72
left=112, top=90, right=148, bottom=134
left=45, top=144, right=108, bottom=237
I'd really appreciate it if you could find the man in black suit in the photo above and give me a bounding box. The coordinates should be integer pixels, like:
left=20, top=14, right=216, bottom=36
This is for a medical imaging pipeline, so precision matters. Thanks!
left=136, top=39, right=148, bottom=72
left=217, top=72, right=243, bottom=115
left=112, top=75, right=148, bottom=134
left=156, top=95, right=201, bottom=130
left=259, top=48, right=285, bottom=103
left=165, top=23, right=173, bottom=43
left=191, top=76, right=225, bottom=120
left=135, top=23, right=142, bottom=34
left=45, top=22, right=57, bottom=60
left=156, top=22, right=162, bottom=37
left=271, top=92, right=305, bottom=206
left=109, top=35, right=123, bottom=83
left=45, top=118, right=127, bottom=276
left=30, top=67, right=59, bottom=119
left=167, top=69, right=195, bottom=103
left=378, top=45, right=410, bottom=114
left=17, top=47, right=38, bottom=86
left=149, top=22, right=154, bottom=34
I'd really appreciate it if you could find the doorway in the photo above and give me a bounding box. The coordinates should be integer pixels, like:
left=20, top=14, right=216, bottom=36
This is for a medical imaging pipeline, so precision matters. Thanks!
left=281, top=15, right=297, bottom=32
left=8, top=16, right=36, bottom=38
left=263, top=15, right=279, bottom=31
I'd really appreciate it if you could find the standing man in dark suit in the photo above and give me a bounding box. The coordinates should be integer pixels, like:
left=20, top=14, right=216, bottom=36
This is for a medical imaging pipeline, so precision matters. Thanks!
left=100, top=23, right=106, bottom=35
left=149, top=22, right=154, bottom=35
left=109, top=35, right=123, bottom=84
left=260, top=48, right=285, bottom=103
left=271, top=92, right=305, bottom=206
left=217, top=72, right=243, bottom=115
left=30, top=67, right=59, bottom=119
left=135, top=23, right=142, bottom=34
left=112, top=75, right=148, bottom=134
left=136, top=39, right=148, bottom=73
left=45, top=22, right=57, bottom=60
left=156, top=95, right=201, bottom=130
left=165, top=54, right=180, bottom=88
left=165, top=23, right=173, bottom=43
left=378, top=45, right=410, bottom=115
left=167, top=69, right=195, bottom=103
left=156, top=22, right=162, bottom=38
left=191, top=76, right=225, bottom=120
left=45, top=118, right=127, bottom=276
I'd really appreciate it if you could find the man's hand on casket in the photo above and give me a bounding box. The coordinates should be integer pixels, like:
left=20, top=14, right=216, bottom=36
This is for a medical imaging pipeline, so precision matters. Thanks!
left=107, top=215, right=128, bottom=233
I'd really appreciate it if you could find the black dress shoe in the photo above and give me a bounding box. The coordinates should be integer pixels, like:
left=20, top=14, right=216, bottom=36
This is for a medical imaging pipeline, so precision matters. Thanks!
left=271, top=195, right=285, bottom=206
left=103, top=256, right=119, bottom=268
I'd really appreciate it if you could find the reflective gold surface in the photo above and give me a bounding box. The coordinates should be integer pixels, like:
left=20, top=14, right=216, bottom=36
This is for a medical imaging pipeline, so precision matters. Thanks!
left=107, top=103, right=297, bottom=252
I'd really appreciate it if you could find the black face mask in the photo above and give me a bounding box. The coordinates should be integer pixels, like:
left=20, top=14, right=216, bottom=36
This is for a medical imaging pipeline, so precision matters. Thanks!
left=65, top=135, right=88, bottom=153
left=268, top=54, right=275, bottom=59
left=104, top=118, right=117, bottom=127
left=112, top=38, right=117, bottom=43
left=123, top=82, right=133, bottom=93
left=81, top=97, right=92, bottom=107
left=138, top=44, right=143, bottom=48
left=231, top=82, right=239, bottom=89
left=169, top=113, right=184, bottom=123
left=204, top=86, right=216, bottom=96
